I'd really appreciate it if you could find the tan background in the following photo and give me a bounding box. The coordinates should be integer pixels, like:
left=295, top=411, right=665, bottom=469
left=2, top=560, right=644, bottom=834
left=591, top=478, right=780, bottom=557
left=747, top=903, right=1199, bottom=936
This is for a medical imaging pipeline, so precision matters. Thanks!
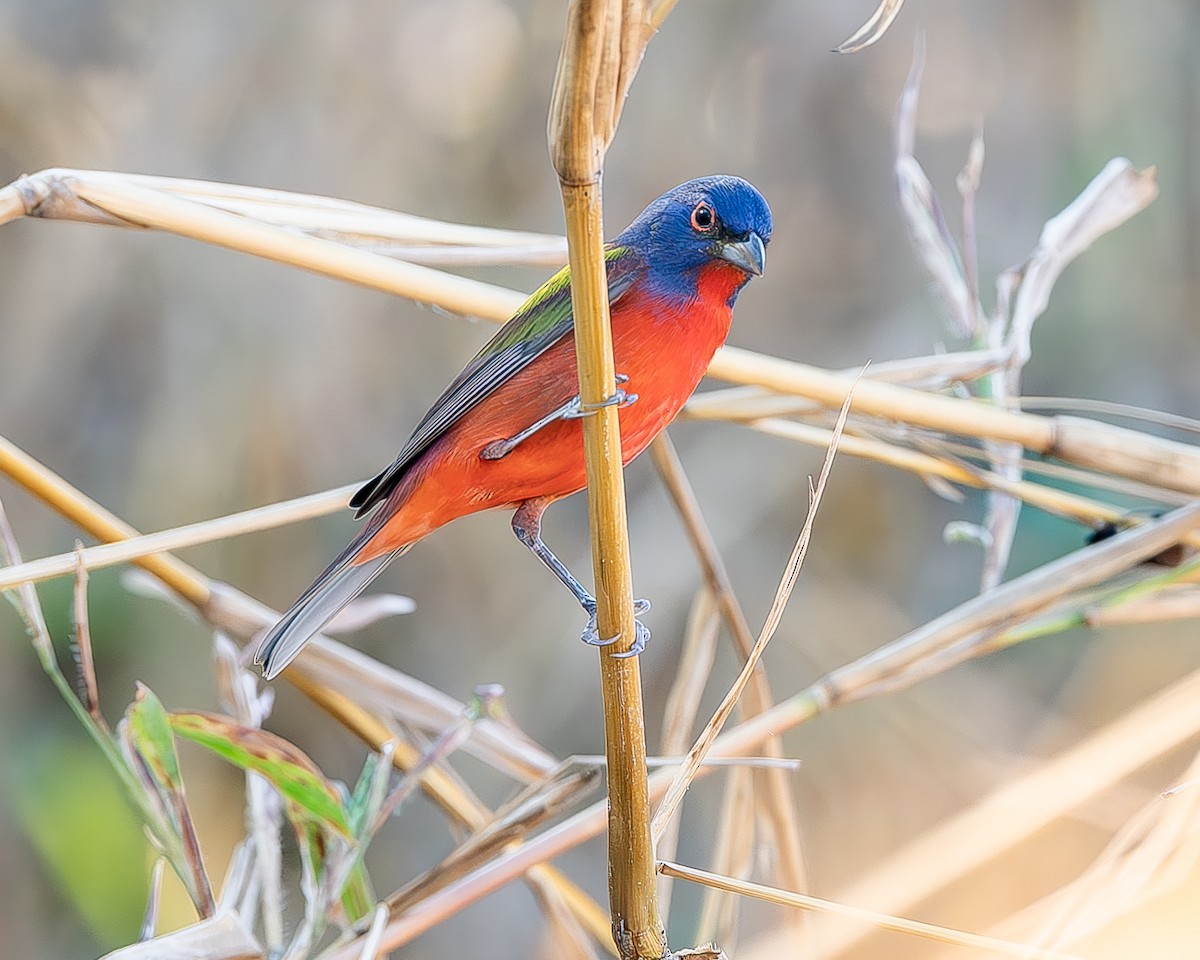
left=0, top=1, right=1197, bottom=957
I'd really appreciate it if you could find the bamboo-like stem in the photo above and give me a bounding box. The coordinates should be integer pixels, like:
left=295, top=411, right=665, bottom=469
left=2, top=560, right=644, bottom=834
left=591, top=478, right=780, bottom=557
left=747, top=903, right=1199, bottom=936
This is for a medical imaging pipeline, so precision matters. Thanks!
left=549, top=2, right=663, bottom=956
left=560, top=182, right=662, bottom=960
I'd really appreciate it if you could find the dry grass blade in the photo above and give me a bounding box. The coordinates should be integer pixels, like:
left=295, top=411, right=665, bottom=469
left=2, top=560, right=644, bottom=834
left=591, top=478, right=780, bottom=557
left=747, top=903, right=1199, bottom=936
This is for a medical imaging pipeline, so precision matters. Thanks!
left=834, top=0, right=907, bottom=53
left=894, top=37, right=980, bottom=338
left=651, top=375, right=854, bottom=843
left=0, top=483, right=357, bottom=592
left=71, top=546, right=103, bottom=728
left=659, top=862, right=1084, bottom=960
left=650, top=434, right=808, bottom=926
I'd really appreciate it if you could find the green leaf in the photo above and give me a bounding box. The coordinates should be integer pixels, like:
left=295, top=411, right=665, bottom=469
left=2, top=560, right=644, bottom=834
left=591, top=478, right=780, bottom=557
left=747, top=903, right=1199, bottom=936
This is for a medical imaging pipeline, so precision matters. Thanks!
left=124, top=683, right=182, bottom=791
left=169, top=711, right=351, bottom=838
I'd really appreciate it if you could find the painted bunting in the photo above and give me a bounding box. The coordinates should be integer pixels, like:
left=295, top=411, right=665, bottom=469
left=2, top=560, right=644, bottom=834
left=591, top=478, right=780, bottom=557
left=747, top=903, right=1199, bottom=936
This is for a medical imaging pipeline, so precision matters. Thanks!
left=256, top=176, right=772, bottom=679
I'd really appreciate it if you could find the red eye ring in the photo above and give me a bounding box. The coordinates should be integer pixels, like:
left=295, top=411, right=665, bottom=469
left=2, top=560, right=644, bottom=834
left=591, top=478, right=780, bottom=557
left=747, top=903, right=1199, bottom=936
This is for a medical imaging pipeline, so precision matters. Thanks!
left=690, top=201, right=715, bottom=232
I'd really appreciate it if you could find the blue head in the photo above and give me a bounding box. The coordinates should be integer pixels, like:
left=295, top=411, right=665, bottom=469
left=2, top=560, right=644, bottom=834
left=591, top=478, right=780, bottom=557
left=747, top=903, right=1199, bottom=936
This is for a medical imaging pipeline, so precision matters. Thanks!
left=614, top=176, right=773, bottom=302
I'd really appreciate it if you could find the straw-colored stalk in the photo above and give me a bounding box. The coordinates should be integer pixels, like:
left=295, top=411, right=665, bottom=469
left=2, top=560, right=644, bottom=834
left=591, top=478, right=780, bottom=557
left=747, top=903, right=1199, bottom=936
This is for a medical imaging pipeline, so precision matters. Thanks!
left=548, top=2, right=664, bottom=956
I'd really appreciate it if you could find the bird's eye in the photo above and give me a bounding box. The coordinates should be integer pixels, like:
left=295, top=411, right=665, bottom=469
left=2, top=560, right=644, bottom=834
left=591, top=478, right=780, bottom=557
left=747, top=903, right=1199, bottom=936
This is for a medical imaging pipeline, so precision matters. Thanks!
left=690, top=201, right=715, bottom=232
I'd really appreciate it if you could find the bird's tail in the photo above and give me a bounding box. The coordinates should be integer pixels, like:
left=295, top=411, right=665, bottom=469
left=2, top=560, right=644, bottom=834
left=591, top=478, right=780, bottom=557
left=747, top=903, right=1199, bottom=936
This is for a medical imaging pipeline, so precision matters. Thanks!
left=254, top=536, right=411, bottom=680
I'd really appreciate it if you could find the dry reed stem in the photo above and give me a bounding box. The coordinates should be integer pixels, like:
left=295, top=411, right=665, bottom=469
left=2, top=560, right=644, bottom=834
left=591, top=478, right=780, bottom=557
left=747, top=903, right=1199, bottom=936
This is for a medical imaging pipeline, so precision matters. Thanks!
left=559, top=183, right=661, bottom=956
left=659, top=862, right=1084, bottom=960
left=814, top=503, right=1200, bottom=705
left=0, top=483, right=356, bottom=591
left=729, top=416, right=1200, bottom=550
left=4, top=169, right=1196, bottom=505
left=549, top=2, right=665, bottom=956
left=709, top=346, right=1200, bottom=496
left=835, top=0, right=907, bottom=53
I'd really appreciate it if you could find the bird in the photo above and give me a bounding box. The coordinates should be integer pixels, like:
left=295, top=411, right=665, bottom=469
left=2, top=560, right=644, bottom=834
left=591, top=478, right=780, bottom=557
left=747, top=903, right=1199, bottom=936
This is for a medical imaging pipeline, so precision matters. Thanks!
left=255, top=175, right=772, bottom=680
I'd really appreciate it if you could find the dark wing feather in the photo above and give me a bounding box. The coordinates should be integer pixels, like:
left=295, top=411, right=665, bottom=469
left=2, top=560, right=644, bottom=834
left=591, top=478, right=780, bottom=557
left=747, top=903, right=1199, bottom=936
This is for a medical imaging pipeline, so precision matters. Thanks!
left=350, top=245, right=644, bottom=517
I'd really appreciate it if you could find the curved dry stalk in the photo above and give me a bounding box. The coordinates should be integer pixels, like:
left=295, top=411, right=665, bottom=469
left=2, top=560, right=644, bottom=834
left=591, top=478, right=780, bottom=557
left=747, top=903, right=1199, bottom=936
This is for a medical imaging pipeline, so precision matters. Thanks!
left=651, top=380, right=852, bottom=843
left=834, top=0, right=907, bottom=54
left=650, top=435, right=807, bottom=926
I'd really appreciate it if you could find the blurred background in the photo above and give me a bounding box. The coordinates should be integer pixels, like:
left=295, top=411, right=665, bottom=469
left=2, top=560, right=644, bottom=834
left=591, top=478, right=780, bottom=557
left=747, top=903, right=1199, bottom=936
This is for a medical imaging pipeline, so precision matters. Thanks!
left=0, top=1, right=1198, bottom=957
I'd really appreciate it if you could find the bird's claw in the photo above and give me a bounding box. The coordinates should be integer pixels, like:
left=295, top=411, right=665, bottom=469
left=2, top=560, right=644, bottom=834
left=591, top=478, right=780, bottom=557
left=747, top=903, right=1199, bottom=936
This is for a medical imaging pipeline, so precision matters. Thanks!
left=481, top=377, right=637, bottom=461
left=580, top=597, right=652, bottom=657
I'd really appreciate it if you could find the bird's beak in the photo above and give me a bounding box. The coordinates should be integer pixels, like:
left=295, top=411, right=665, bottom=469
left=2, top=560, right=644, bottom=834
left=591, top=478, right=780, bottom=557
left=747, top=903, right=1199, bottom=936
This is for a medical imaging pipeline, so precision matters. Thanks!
left=716, top=231, right=766, bottom=276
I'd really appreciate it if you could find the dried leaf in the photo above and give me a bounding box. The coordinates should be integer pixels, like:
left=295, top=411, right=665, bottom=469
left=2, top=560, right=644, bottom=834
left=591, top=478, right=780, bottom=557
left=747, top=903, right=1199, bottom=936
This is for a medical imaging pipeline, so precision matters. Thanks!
left=835, top=0, right=907, bottom=53
left=1004, top=158, right=1158, bottom=367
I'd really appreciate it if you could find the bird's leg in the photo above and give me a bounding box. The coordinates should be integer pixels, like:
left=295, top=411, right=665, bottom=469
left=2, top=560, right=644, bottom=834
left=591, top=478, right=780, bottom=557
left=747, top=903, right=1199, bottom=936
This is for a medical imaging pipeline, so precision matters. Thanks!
left=480, top=375, right=637, bottom=461
left=511, top=497, right=651, bottom=657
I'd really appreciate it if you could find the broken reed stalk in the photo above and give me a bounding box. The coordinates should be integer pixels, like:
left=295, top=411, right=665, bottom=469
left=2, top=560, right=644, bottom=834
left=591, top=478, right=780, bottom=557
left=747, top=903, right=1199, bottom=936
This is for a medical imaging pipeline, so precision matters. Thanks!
left=548, top=2, right=664, bottom=956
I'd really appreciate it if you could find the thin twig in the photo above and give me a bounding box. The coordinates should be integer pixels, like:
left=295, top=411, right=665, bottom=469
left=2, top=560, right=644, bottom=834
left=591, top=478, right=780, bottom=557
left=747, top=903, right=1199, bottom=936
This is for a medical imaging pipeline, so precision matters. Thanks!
left=651, top=374, right=855, bottom=842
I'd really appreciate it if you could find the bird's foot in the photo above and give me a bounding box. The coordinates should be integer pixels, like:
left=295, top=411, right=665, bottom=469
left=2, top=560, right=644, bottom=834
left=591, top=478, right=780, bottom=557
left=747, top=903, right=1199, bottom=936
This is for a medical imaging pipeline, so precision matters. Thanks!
left=562, top=375, right=638, bottom=420
left=480, top=376, right=637, bottom=461
left=580, top=597, right=652, bottom=658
